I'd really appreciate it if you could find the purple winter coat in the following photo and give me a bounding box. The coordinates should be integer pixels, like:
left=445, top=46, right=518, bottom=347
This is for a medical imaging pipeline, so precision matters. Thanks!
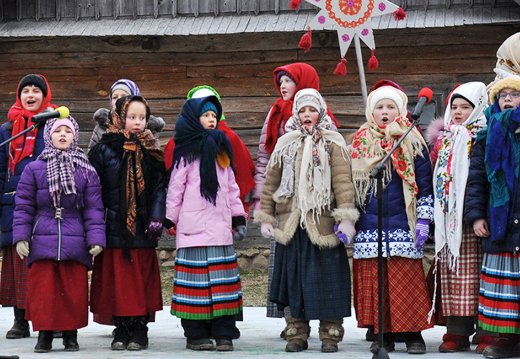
left=13, top=159, right=105, bottom=268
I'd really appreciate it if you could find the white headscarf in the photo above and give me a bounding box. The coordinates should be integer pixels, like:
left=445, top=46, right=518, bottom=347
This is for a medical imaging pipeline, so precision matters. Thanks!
left=488, top=32, right=520, bottom=91
left=433, top=81, right=488, bottom=270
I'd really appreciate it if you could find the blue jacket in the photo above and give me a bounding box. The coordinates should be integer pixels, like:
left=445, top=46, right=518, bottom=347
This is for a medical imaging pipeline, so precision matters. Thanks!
left=353, top=148, right=433, bottom=259
left=0, top=122, right=45, bottom=247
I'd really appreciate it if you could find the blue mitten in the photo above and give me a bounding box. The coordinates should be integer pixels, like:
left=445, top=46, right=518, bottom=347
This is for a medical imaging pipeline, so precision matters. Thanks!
left=415, top=218, right=430, bottom=249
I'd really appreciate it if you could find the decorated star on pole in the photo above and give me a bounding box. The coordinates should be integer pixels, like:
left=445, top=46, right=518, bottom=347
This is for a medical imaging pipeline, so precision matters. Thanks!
left=292, top=0, right=406, bottom=76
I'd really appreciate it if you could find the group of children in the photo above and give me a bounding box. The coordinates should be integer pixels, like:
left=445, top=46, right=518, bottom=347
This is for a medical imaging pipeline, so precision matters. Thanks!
left=0, top=32, right=519, bottom=358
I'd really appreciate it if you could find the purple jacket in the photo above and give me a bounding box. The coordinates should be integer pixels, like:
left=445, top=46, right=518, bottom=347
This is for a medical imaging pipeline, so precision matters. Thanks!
left=13, top=160, right=105, bottom=268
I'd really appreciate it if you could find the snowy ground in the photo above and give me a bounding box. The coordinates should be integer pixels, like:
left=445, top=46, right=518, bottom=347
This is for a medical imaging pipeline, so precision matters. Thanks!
left=0, top=306, right=487, bottom=359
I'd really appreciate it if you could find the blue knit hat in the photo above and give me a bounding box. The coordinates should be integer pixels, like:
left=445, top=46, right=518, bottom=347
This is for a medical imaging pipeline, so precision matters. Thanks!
left=200, top=101, right=218, bottom=116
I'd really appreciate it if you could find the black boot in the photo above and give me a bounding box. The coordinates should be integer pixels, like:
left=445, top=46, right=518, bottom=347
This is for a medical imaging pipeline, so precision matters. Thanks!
left=127, top=316, right=148, bottom=351
left=404, top=331, right=426, bottom=354
left=34, top=331, right=53, bottom=353
left=62, top=330, right=79, bottom=351
left=111, top=317, right=131, bottom=350
left=6, top=307, right=30, bottom=339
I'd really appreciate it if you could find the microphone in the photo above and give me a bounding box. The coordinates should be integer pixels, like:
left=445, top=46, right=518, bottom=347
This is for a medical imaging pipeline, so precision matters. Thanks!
left=32, top=106, right=70, bottom=124
left=411, top=87, right=433, bottom=120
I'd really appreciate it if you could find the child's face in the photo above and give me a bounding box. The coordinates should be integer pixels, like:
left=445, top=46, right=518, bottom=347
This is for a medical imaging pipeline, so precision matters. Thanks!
left=498, top=88, right=520, bottom=111
left=450, top=97, right=474, bottom=125
left=279, top=75, right=297, bottom=101
left=111, top=89, right=130, bottom=110
left=298, top=105, right=320, bottom=131
left=373, top=99, right=400, bottom=128
left=20, top=85, right=44, bottom=112
left=51, top=125, right=74, bottom=150
left=200, top=111, right=218, bottom=130
left=124, top=101, right=147, bottom=133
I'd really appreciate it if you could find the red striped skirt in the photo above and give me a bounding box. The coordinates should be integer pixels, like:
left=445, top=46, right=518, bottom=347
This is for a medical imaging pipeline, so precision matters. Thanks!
left=0, top=246, right=28, bottom=308
left=353, top=257, right=433, bottom=334
left=90, top=248, right=163, bottom=325
left=27, top=260, right=88, bottom=331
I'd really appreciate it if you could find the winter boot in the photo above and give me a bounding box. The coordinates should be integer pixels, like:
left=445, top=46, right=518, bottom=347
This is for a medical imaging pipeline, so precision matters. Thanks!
left=477, top=335, right=499, bottom=354
left=404, top=331, right=426, bottom=354
left=482, top=334, right=520, bottom=359
left=438, top=333, right=470, bottom=352
left=34, top=331, right=53, bottom=353
left=319, top=319, right=344, bottom=353
left=62, top=330, right=79, bottom=351
left=127, top=316, right=148, bottom=351
left=111, top=317, right=131, bottom=350
left=6, top=307, right=30, bottom=339
left=284, top=315, right=309, bottom=352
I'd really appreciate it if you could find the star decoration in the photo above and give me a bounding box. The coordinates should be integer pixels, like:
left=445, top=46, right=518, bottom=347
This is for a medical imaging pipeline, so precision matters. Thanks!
left=305, top=0, right=400, bottom=58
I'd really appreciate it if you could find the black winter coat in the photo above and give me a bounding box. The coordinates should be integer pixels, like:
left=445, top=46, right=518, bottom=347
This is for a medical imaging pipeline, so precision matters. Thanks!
left=464, top=135, right=520, bottom=254
left=89, top=133, right=166, bottom=249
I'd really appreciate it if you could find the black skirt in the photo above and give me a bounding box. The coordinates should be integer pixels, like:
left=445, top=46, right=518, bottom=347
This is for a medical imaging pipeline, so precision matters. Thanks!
left=270, top=226, right=351, bottom=320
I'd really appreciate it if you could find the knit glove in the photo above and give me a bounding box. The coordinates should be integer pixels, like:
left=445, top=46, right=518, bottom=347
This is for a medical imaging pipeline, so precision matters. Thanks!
left=415, top=218, right=430, bottom=249
left=16, top=241, right=29, bottom=259
left=145, top=219, right=163, bottom=240
left=335, top=219, right=356, bottom=245
left=233, top=225, right=247, bottom=241
left=89, top=245, right=103, bottom=257
left=261, top=223, right=275, bottom=238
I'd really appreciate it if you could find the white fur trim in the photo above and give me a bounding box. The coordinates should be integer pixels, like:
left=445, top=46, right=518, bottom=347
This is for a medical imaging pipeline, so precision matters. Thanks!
left=331, top=207, right=360, bottom=223
left=253, top=210, right=276, bottom=225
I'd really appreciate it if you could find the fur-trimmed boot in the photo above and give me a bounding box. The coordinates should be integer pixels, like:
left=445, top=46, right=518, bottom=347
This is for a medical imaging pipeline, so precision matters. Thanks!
left=319, top=319, right=344, bottom=353
left=62, top=330, right=79, bottom=351
left=284, top=315, right=309, bottom=352
left=6, top=307, right=30, bottom=339
left=34, top=331, right=53, bottom=353
left=127, top=316, right=148, bottom=351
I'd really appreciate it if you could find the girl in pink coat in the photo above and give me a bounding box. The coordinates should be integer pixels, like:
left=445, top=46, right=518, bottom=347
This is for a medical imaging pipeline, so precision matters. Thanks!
left=166, top=95, right=246, bottom=352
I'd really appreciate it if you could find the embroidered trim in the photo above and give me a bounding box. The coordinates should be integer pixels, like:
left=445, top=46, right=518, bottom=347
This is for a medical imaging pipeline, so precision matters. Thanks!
left=353, top=228, right=424, bottom=259
left=417, top=195, right=434, bottom=221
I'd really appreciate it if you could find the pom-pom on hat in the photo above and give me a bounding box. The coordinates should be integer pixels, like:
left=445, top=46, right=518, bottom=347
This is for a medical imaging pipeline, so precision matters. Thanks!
left=18, top=74, right=48, bottom=98
left=50, top=118, right=76, bottom=137
left=369, top=86, right=405, bottom=114
left=489, top=76, right=520, bottom=104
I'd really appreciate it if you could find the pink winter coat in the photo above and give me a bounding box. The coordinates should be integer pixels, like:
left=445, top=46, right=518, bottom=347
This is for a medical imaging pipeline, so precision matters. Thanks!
left=166, top=159, right=246, bottom=249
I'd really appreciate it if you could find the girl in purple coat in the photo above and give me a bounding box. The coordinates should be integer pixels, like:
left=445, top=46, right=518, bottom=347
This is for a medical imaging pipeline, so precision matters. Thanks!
left=166, top=95, right=246, bottom=352
left=13, top=117, right=105, bottom=353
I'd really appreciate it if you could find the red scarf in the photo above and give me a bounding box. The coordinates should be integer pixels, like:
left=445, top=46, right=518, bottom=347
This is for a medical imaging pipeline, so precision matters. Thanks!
left=264, top=63, right=338, bottom=154
left=7, top=74, right=55, bottom=173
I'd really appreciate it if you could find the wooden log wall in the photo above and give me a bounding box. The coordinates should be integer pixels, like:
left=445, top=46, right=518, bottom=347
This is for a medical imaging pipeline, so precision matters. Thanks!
left=0, top=23, right=517, bottom=159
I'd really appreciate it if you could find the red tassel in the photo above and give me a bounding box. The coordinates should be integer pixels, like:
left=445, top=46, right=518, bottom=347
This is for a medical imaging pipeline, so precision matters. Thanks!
left=290, top=0, right=302, bottom=10
left=368, top=49, right=379, bottom=70
left=393, top=7, right=406, bottom=20
left=298, top=27, right=312, bottom=53
left=333, top=58, right=347, bottom=77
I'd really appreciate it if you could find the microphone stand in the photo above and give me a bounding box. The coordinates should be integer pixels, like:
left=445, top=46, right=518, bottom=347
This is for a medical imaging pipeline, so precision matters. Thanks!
left=369, top=116, right=420, bottom=359
left=0, top=123, right=41, bottom=148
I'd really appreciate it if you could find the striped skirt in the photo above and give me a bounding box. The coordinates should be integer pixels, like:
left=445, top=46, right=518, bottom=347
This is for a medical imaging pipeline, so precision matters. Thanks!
left=171, top=245, right=243, bottom=320
left=479, top=252, right=520, bottom=334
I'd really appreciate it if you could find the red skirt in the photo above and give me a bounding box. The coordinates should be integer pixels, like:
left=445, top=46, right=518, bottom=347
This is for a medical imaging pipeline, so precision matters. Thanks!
left=90, top=248, right=163, bottom=325
left=27, top=260, right=88, bottom=331
left=0, top=246, right=28, bottom=308
left=353, top=257, right=433, bottom=334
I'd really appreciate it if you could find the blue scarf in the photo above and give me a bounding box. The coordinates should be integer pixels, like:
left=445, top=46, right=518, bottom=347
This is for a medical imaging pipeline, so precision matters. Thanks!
left=172, top=96, right=233, bottom=205
left=484, top=103, right=520, bottom=242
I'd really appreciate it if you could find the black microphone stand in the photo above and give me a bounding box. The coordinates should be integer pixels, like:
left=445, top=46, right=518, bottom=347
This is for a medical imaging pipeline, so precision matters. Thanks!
left=369, top=115, right=421, bottom=359
left=0, top=122, right=43, bottom=148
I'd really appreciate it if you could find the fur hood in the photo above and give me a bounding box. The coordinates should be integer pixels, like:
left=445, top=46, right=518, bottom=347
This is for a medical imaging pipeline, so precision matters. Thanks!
left=425, top=117, right=444, bottom=146
left=93, top=107, right=165, bottom=134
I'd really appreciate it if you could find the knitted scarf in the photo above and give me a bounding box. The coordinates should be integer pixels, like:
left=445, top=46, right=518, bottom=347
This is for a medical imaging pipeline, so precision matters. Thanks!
left=268, top=88, right=347, bottom=226
left=264, top=63, right=338, bottom=154
left=38, top=117, right=96, bottom=208
left=433, top=82, right=487, bottom=270
left=107, top=96, right=162, bottom=237
left=7, top=74, right=56, bottom=173
left=351, top=88, right=427, bottom=236
left=484, top=103, right=520, bottom=243
left=172, top=96, right=233, bottom=205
